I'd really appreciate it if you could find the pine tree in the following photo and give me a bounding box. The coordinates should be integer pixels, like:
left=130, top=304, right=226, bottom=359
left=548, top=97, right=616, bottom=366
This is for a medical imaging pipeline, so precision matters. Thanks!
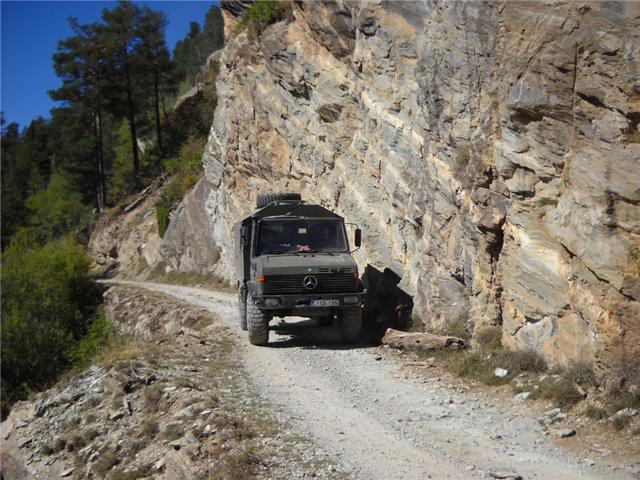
left=50, top=19, right=108, bottom=210
left=137, top=7, right=177, bottom=157
left=101, top=1, right=144, bottom=176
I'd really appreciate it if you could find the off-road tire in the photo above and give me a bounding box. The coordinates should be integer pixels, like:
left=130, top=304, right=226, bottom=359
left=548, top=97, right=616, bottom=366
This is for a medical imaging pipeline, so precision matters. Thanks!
left=238, top=287, right=247, bottom=331
left=247, top=296, right=269, bottom=345
left=256, top=192, right=301, bottom=209
left=341, top=307, right=362, bottom=344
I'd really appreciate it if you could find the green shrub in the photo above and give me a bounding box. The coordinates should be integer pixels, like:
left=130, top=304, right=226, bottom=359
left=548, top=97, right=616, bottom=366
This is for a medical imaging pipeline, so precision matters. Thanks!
left=234, top=0, right=291, bottom=37
left=423, top=346, right=547, bottom=386
left=155, top=138, right=205, bottom=236
left=156, top=201, right=171, bottom=238
left=109, top=121, right=161, bottom=204
left=496, top=349, right=547, bottom=374
left=536, top=377, right=584, bottom=408
left=69, top=310, right=113, bottom=370
left=1, top=236, right=101, bottom=418
left=162, top=136, right=203, bottom=178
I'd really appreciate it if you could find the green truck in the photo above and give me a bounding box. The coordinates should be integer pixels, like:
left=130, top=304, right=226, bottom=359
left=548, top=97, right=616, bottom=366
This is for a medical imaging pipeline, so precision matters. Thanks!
left=234, top=193, right=364, bottom=346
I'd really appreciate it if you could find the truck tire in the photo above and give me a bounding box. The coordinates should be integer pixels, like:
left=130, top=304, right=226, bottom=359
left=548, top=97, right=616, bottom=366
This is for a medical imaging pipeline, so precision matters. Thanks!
left=238, top=287, right=247, bottom=331
left=256, top=192, right=301, bottom=209
left=247, top=296, right=269, bottom=345
left=341, top=307, right=362, bottom=344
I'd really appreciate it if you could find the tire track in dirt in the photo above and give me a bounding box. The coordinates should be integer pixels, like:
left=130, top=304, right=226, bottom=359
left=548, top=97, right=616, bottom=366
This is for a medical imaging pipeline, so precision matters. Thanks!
left=105, top=281, right=633, bottom=480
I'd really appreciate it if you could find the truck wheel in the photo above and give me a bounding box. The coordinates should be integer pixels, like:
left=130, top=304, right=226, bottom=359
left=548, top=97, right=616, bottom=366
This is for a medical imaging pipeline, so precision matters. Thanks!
left=256, top=192, right=301, bottom=208
left=238, top=287, right=247, bottom=331
left=247, top=296, right=269, bottom=345
left=341, top=308, right=362, bottom=344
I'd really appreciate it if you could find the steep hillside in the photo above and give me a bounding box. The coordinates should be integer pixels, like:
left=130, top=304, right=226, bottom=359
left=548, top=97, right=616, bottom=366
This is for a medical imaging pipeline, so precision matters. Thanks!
left=104, top=1, right=639, bottom=372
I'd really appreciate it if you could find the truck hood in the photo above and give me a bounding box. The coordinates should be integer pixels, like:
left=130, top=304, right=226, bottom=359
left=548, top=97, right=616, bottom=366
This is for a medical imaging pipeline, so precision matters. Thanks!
left=255, top=253, right=357, bottom=276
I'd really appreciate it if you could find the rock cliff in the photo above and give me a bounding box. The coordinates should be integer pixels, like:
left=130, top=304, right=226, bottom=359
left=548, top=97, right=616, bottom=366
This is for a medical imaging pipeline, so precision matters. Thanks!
left=125, top=1, right=640, bottom=371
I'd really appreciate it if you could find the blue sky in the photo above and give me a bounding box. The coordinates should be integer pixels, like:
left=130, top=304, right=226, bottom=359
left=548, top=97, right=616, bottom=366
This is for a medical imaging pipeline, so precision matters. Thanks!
left=1, top=1, right=216, bottom=129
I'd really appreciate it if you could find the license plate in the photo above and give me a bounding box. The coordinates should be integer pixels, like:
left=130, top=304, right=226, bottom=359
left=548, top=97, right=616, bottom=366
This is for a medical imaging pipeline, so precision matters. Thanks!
left=310, top=299, right=340, bottom=307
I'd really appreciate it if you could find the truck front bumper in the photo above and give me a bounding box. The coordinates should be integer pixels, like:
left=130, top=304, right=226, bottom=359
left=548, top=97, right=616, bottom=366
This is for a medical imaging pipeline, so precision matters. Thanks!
left=252, top=292, right=365, bottom=310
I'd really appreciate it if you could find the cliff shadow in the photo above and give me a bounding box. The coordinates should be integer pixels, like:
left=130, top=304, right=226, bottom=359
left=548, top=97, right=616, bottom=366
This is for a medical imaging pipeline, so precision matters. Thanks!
left=361, top=264, right=414, bottom=342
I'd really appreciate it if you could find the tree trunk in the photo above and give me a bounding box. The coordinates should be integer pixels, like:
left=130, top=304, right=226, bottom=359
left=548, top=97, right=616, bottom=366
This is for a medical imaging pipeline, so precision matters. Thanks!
left=92, top=108, right=105, bottom=212
left=161, top=93, right=173, bottom=129
left=124, top=56, right=140, bottom=173
left=96, top=104, right=107, bottom=207
left=154, top=62, right=164, bottom=157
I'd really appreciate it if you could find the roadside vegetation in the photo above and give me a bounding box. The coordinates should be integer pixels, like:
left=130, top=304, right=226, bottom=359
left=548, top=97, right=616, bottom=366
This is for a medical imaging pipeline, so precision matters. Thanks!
left=146, top=266, right=234, bottom=293
left=411, top=321, right=640, bottom=434
left=1, top=1, right=224, bottom=418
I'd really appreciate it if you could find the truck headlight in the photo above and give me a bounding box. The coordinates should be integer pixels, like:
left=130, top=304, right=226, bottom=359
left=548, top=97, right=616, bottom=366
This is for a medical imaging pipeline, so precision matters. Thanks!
left=343, top=296, right=359, bottom=305
left=264, top=298, right=280, bottom=307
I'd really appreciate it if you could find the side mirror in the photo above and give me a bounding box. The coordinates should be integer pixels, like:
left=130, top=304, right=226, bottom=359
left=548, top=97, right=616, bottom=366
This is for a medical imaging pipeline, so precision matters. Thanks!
left=354, top=228, right=362, bottom=248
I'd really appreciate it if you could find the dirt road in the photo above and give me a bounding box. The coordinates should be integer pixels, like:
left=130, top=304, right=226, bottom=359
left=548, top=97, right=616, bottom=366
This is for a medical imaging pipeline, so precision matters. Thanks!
left=108, top=281, right=635, bottom=480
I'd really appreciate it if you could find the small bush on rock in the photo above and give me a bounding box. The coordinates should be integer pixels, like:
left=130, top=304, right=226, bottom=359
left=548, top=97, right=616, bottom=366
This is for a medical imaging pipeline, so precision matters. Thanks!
left=234, top=0, right=292, bottom=38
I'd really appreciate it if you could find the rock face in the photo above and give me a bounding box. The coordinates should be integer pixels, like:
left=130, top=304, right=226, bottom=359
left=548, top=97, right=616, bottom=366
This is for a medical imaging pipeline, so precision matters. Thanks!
left=89, top=182, right=165, bottom=279
left=164, top=1, right=639, bottom=370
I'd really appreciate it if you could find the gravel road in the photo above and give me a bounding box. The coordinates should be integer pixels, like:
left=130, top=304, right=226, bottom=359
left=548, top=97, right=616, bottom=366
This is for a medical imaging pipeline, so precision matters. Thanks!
left=108, top=281, right=635, bottom=480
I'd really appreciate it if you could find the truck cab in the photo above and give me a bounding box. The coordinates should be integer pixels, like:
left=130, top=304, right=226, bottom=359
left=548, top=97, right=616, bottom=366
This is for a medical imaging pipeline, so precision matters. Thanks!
left=234, top=193, right=364, bottom=345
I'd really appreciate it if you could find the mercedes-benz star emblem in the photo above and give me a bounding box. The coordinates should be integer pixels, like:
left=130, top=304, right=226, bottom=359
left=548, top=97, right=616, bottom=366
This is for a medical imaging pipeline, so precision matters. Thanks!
left=303, top=275, right=318, bottom=290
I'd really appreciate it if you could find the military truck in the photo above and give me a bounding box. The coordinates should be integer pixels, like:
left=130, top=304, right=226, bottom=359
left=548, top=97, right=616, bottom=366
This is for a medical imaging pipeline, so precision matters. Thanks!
left=234, top=193, right=364, bottom=346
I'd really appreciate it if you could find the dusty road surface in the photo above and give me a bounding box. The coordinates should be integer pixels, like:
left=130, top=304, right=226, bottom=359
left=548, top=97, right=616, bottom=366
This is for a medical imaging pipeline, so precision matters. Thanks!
left=107, top=281, right=636, bottom=480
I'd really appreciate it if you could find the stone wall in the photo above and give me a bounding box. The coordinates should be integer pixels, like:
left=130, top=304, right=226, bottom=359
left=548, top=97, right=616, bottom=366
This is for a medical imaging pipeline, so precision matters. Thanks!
left=165, top=0, right=640, bottom=370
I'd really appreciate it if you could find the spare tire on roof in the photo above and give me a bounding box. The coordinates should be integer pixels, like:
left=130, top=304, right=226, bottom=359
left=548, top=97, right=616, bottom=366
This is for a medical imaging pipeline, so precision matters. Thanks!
left=256, top=192, right=302, bottom=208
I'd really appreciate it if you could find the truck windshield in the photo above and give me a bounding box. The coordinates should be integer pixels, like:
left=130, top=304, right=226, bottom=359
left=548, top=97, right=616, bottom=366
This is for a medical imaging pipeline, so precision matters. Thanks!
left=258, top=219, right=348, bottom=254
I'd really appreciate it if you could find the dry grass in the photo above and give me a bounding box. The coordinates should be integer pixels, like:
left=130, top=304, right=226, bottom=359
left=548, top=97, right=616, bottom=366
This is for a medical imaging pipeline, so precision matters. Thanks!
left=176, top=376, right=194, bottom=389
left=108, top=465, right=153, bottom=480
left=142, top=384, right=163, bottom=414
left=432, top=318, right=472, bottom=341
left=563, top=362, right=597, bottom=387
left=94, top=449, right=120, bottom=477
left=584, top=405, right=607, bottom=420
left=147, top=266, right=234, bottom=293
left=139, top=419, right=158, bottom=440
left=213, top=414, right=257, bottom=442
left=163, top=423, right=183, bottom=442
left=221, top=445, right=263, bottom=480
left=612, top=415, right=632, bottom=431
left=608, top=392, right=640, bottom=414
left=532, top=377, right=584, bottom=408
left=95, top=336, right=143, bottom=366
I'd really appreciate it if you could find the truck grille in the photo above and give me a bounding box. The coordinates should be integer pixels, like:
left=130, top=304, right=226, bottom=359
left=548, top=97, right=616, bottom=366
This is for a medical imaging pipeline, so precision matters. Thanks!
left=263, top=273, right=356, bottom=294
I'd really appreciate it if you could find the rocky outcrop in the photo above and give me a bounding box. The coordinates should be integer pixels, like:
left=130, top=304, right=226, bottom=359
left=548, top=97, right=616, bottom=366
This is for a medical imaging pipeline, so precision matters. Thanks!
left=89, top=182, right=165, bottom=279
left=158, top=179, right=220, bottom=275
left=111, top=1, right=639, bottom=371
left=89, top=178, right=221, bottom=281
